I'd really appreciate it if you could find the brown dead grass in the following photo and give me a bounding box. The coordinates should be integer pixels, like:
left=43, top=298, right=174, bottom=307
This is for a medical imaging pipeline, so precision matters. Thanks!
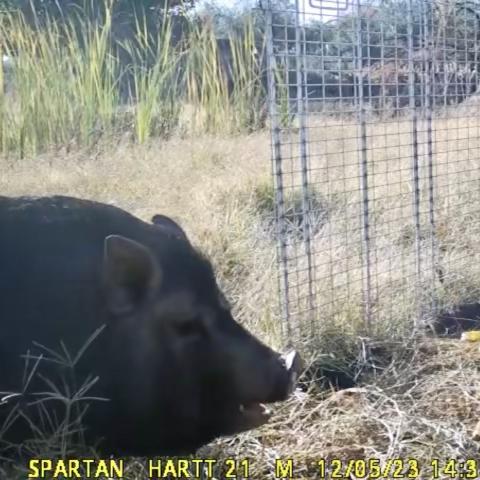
left=2, top=117, right=480, bottom=478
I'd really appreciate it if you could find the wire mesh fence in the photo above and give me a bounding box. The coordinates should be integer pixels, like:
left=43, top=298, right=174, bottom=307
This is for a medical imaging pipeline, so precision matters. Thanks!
left=265, top=0, right=480, bottom=343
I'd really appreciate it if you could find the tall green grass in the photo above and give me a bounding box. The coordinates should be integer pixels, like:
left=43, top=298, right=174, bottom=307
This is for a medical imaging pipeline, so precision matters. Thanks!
left=186, top=21, right=232, bottom=134
left=228, top=18, right=267, bottom=132
left=186, top=17, right=266, bottom=134
left=123, top=10, right=183, bottom=143
left=0, top=2, right=266, bottom=157
left=0, top=7, right=120, bottom=154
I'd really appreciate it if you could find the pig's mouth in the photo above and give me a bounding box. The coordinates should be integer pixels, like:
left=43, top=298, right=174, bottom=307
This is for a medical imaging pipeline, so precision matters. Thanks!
left=232, top=350, right=302, bottom=433
left=235, top=402, right=272, bottom=431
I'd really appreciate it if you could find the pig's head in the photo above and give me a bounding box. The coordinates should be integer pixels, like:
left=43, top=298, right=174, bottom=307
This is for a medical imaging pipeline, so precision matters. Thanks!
left=98, top=217, right=302, bottom=456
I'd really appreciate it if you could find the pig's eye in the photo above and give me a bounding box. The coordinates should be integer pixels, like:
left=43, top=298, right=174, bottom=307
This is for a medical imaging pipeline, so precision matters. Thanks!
left=176, top=317, right=204, bottom=338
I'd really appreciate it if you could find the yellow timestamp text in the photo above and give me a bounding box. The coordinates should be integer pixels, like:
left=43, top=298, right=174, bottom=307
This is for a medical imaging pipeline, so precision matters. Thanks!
left=26, top=456, right=480, bottom=479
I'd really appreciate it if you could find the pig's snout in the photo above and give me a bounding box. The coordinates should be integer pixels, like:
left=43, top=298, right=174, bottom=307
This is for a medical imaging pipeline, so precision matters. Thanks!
left=267, top=350, right=303, bottom=402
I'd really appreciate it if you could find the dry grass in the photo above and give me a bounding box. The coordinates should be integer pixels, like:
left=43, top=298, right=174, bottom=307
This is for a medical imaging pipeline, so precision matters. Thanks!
left=2, top=116, right=480, bottom=478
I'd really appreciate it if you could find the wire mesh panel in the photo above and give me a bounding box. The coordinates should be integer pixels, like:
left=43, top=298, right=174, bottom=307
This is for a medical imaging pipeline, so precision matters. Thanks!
left=265, top=0, right=480, bottom=342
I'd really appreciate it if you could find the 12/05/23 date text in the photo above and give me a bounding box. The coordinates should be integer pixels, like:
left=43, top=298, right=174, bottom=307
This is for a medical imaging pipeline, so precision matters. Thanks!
left=316, top=458, right=479, bottom=479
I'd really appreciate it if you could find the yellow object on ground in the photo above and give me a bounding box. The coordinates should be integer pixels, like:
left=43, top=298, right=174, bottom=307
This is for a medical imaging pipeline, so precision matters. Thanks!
left=460, top=330, right=480, bottom=342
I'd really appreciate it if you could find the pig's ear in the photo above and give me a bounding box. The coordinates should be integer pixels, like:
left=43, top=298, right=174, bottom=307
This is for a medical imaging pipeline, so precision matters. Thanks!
left=103, top=235, right=161, bottom=315
left=151, top=214, right=189, bottom=242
